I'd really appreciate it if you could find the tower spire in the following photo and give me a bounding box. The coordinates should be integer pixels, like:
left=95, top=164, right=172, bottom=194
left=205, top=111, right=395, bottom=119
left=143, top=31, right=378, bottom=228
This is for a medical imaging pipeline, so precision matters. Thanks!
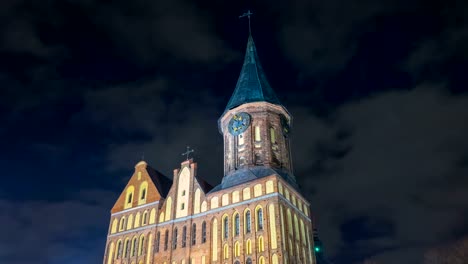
left=239, top=10, right=253, bottom=35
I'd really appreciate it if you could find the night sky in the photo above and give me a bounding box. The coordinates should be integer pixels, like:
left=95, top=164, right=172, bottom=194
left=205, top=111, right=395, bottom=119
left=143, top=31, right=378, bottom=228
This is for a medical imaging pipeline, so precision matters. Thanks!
left=1, top=0, right=468, bottom=263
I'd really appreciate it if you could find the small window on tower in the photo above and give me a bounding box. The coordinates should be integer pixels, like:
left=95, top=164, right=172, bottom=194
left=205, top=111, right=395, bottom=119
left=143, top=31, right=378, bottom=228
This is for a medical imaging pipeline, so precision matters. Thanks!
left=181, top=203, right=185, bottom=210
left=182, top=190, right=186, bottom=196
left=238, top=134, right=244, bottom=145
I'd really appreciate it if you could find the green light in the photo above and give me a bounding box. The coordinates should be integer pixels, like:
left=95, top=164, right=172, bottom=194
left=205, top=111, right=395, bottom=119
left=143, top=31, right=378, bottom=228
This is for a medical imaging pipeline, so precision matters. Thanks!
left=314, top=246, right=321, bottom=252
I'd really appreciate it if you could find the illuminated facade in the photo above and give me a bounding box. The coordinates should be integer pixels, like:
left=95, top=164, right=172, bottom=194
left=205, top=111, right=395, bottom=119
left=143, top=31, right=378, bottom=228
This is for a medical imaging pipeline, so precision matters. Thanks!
left=103, top=34, right=316, bottom=264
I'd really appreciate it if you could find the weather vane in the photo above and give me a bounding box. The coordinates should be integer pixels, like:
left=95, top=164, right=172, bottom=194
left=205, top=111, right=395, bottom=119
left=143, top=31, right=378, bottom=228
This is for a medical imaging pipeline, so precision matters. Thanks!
left=182, top=146, right=194, bottom=160
left=239, top=10, right=253, bottom=35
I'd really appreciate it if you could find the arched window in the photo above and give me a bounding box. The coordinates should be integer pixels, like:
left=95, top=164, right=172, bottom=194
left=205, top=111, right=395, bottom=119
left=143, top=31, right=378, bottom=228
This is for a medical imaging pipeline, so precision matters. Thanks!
left=246, top=258, right=252, bottom=264
left=142, top=211, right=148, bottom=225
left=191, top=223, right=197, bottom=245
left=164, top=230, right=169, bottom=251
left=246, top=239, right=252, bottom=255
left=201, top=221, right=207, bottom=243
left=259, top=256, right=266, bottom=264
left=124, top=238, right=130, bottom=257
left=128, top=193, right=133, bottom=203
left=245, top=210, right=251, bottom=233
left=155, top=232, right=160, bottom=253
left=116, top=240, right=122, bottom=259
left=234, top=213, right=240, bottom=236
left=138, top=181, right=148, bottom=205
left=141, top=188, right=146, bottom=199
left=173, top=228, right=178, bottom=249
left=125, top=186, right=134, bottom=209
left=139, top=235, right=145, bottom=255
left=119, top=217, right=126, bottom=231
left=258, top=236, right=264, bottom=252
left=234, top=241, right=240, bottom=257
left=223, top=244, right=229, bottom=259
left=182, top=226, right=187, bottom=248
left=132, top=237, right=138, bottom=256
left=270, top=127, right=276, bottom=144
left=223, top=216, right=229, bottom=239
left=257, top=207, right=264, bottom=231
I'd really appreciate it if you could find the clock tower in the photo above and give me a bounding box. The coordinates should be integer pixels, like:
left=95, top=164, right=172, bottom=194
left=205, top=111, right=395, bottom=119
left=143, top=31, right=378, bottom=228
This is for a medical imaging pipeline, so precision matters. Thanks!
left=219, top=34, right=297, bottom=190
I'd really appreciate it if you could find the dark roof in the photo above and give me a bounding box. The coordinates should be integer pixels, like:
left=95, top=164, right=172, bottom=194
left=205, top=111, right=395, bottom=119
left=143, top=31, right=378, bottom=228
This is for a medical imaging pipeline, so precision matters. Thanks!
left=224, top=35, right=282, bottom=112
left=195, top=175, right=214, bottom=194
left=146, top=165, right=172, bottom=197
left=209, top=166, right=298, bottom=193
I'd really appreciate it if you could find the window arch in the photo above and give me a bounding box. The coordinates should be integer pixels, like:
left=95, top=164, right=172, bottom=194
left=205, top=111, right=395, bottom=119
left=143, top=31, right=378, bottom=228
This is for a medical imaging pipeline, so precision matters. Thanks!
left=139, top=235, right=145, bottom=256
left=256, top=206, right=264, bottom=231
left=173, top=228, right=178, bottom=249
left=134, top=212, right=141, bottom=228
left=257, top=236, right=264, bottom=252
left=131, top=237, right=138, bottom=257
left=182, top=226, right=187, bottom=248
left=142, top=210, right=148, bottom=225
left=246, top=239, right=252, bottom=255
left=246, top=258, right=252, bottom=264
left=223, top=215, right=229, bottom=240
left=234, top=212, right=240, bottom=236
left=245, top=209, right=251, bottom=234
left=124, top=238, right=130, bottom=258
left=119, top=217, right=126, bottom=231
left=223, top=244, right=229, bottom=259
left=155, top=231, right=160, bottom=253
left=270, top=127, right=276, bottom=144
left=125, top=186, right=134, bottom=209
left=201, top=221, right=207, bottom=243
left=138, top=181, right=148, bottom=205
left=111, top=218, right=118, bottom=234
left=164, top=230, right=169, bottom=251
left=234, top=241, right=240, bottom=257
left=107, top=242, right=114, bottom=264
left=191, top=223, right=196, bottom=245
left=116, top=240, right=123, bottom=259
left=259, top=256, right=266, bottom=264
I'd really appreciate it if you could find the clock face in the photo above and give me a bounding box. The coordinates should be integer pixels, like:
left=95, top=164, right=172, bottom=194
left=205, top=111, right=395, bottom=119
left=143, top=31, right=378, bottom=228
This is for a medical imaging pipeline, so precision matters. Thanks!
left=280, top=115, right=290, bottom=137
left=228, top=112, right=251, bottom=136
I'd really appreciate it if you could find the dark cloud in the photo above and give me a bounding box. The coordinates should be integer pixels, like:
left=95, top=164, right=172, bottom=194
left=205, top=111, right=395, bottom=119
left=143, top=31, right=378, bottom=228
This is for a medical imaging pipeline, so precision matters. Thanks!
left=0, top=190, right=114, bottom=264
left=292, top=84, right=468, bottom=263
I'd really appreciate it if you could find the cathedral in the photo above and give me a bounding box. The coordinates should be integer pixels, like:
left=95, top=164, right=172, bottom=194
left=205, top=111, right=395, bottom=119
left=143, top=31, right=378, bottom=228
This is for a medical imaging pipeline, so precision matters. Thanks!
left=102, top=32, right=317, bottom=264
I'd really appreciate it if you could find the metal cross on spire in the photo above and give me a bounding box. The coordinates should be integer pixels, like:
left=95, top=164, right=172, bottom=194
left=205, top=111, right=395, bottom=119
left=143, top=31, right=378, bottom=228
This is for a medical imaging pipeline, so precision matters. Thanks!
left=239, top=10, right=253, bottom=35
left=181, top=146, right=195, bottom=161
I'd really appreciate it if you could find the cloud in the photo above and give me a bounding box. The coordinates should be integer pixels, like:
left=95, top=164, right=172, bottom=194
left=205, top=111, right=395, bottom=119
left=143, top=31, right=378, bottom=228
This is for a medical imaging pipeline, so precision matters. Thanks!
left=0, top=190, right=115, bottom=264
left=292, top=84, right=468, bottom=263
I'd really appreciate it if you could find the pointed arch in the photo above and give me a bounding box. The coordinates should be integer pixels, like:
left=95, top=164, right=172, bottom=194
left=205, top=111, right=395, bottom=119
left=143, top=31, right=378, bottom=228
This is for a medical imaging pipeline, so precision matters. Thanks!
left=111, top=218, right=118, bottom=234
left=126, top=214, right=134, bottom=230
left=134, top=212, right=141, bottom=228
left=212, top=218, right=218, bottom=261
left=255, top=205, right=264, bottom=231
left=272, top=253, right=279, bottom=264
left=138, top=181, right=148, bottom=205
left=259, top=255, right=266, bottom=264
left=269, top=204, right=278, bottom=249
left=124, top=237, right=130, bottom=258
left=244, top=208, right=252, bottom=234
left=223, top=244, right=229, bottom=259
left=106, top=242, right=114, bottom=264
left=142, top=210, right=148, bottom=225
left=139, top=234, right=145, bottom=256
left=194, top=188, right=201, bottom=214
left=149, top=208, right=156, bottom=224
left=234, top=241, right=240, bottom=257
left=246, top=239, right=252, bottom=255
left=125, top=186, right=134, bottom=209
left=116, top=239, right=123, bottom=259
left=233, top=211, right=240, bottom=236
left=119, top=217, right=126, bottom=231
left=159, top=212, right=164, bottom=223
left=222, top=214, right=229, bottom=240
left=131, top=236, right=138, bottom=257
left=257, top=236, right=264, bottom=252
left=165, top=197, right=172, bottom=221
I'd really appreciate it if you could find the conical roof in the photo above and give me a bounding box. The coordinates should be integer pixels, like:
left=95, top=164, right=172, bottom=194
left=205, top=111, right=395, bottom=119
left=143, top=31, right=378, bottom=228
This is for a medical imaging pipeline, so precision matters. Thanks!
left=224, top=35, right=282, bottom=112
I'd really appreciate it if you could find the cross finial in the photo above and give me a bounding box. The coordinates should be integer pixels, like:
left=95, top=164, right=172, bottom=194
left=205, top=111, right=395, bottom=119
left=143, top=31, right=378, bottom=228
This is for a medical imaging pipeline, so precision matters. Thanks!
left=181, top=146, right=195, bottom=161
left=239, top=10, right=253, bottom=35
